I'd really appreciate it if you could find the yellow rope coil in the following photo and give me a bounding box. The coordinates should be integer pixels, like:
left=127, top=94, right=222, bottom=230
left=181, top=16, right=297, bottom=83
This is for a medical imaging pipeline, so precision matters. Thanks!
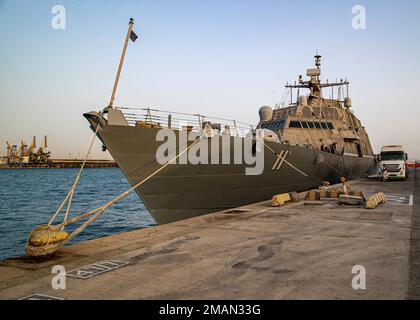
left=25, top=225, right=68, bottom=257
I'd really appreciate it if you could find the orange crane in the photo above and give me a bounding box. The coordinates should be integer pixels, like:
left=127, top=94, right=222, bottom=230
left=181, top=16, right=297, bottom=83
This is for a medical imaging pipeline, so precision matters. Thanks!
left=6, top=141, right=13, bottom=157
left=38, top=135, right=51, bottom=164
left=19, top=141, right=30, bottom=163
left=27, top=136, right=38, bottom=163
left=37, top=135, right=48, bottom=153
left=27, top=136, right=36, bottom=154
left=19, top=141, right=28, bottom=156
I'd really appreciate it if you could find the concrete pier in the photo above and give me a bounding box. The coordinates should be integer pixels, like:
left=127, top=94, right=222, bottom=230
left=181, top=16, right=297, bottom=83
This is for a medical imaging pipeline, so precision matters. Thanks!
left=0, top=171, right=417, bottom=300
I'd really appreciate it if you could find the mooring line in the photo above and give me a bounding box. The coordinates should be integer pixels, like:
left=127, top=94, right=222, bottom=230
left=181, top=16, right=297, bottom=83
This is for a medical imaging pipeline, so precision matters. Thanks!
left=26, top=129, right=205, bottom=256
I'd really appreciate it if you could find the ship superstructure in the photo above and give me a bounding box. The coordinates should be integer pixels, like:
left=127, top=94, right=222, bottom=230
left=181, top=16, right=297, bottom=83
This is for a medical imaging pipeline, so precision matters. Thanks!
left=258, top=55, right=373, bottom=159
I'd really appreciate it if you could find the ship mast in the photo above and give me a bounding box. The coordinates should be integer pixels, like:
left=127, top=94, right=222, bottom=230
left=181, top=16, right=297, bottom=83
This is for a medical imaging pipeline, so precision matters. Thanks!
left=108, top=18, right=135, bottom=110
left=285, top=54, right=349, bottom=102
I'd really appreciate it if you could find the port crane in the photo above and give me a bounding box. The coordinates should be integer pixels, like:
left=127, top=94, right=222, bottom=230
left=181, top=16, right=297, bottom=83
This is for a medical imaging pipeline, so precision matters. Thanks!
left=19, top=141, right=29, bottom=163
left=36, top=136, right=51, bottom=164
left=3, top=135, right=51, bottom=166
left=5, top=141, right=19, bottom=164
left=6, top=141, right=13, bottom=157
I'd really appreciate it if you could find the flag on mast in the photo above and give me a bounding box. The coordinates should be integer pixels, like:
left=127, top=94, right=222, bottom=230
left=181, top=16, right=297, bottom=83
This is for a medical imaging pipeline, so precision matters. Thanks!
left=129, top=30, right=138, bottom=42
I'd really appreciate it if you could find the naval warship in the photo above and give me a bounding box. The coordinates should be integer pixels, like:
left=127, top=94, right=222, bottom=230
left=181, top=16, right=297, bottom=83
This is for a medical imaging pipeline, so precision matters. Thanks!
left=84, top=55, right=375, bottom=224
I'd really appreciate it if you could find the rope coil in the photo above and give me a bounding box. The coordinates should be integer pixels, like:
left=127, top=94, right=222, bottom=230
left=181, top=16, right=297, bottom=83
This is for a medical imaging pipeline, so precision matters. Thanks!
left=25, top=225, right=62, bottom=257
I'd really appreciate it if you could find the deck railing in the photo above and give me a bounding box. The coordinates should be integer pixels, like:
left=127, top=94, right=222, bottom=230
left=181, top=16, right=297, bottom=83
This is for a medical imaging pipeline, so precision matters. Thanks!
left=116, top=107, right=255, bottom=137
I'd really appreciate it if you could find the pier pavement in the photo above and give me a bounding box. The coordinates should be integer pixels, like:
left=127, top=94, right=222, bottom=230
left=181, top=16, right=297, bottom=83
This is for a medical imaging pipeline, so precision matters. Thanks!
left=0, top=170, right=417, bottom=300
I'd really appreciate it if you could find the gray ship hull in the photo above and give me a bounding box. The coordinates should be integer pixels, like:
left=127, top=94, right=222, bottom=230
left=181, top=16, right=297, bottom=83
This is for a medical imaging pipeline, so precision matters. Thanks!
left=85, top=112, right=374, bottom=224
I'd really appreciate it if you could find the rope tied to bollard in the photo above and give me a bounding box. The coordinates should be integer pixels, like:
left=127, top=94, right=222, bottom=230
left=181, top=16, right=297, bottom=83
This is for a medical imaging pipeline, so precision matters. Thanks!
left=25, top=126, right=206, bottom=257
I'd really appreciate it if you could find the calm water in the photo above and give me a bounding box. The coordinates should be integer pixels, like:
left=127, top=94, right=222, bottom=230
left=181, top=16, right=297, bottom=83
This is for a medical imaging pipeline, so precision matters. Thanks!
left=0, top=168, right=155, bottom=261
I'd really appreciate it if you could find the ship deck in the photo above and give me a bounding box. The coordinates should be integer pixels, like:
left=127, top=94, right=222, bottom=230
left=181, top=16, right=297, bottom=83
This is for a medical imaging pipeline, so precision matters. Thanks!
left=0, top=169, right=418, bottom=300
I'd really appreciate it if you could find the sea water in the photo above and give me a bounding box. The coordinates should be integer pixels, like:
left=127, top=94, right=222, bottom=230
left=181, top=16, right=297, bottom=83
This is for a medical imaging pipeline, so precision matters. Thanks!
left=0, top=168, right=154, bottom=261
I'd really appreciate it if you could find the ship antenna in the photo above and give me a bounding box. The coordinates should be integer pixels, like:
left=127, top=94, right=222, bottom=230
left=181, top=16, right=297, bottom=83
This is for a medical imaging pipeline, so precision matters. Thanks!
left=314, top=53, right=321, bottom=69
left=314, top=52, right=321, bottom=81
left=346, top=79, right=349, bottom=97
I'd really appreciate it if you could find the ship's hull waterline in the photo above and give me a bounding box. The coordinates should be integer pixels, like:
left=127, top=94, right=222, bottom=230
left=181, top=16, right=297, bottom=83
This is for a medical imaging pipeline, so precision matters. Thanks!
left=85, top=112, right=374, bottom=225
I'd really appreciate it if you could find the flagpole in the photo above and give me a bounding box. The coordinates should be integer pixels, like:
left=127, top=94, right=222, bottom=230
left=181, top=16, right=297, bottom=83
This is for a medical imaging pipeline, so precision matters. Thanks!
left=108, top=18, right=134, bottom=109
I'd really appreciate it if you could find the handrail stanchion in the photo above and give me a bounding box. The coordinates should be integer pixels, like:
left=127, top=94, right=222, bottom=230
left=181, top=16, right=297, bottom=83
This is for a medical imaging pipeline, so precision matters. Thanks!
left=147, top=108, right=152, bottom=124
left=197, top=114, right=202, bottom=129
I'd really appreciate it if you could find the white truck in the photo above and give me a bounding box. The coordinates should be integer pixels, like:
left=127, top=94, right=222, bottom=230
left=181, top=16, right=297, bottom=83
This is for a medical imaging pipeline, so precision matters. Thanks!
left=379, top=145, right=408, bottom=181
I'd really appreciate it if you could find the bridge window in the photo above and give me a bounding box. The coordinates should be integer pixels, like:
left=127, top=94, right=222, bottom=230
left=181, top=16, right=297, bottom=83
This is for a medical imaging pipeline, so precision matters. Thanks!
left=284, top=120, right=334, bottom=130
left=289, top=121, right=302, bottom=128
left=277, top=121, right=285, bottom=129
left=261, top=121, right=285, bottom=130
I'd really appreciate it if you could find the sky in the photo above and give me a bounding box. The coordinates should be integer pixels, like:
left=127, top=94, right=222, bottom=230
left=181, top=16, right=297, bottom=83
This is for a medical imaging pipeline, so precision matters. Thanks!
left=0, top=0, right=420, bottom=159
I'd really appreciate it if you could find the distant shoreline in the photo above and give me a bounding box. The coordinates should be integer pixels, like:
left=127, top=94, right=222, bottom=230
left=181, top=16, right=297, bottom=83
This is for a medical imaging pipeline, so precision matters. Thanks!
left=0, top=159, right=118, bottom=169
